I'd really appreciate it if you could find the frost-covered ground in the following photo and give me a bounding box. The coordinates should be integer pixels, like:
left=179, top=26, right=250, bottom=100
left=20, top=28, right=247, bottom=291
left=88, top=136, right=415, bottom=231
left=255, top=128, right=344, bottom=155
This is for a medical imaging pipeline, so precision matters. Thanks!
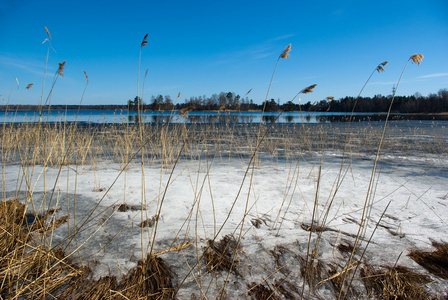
left=2, top=121, right=448, bottom=298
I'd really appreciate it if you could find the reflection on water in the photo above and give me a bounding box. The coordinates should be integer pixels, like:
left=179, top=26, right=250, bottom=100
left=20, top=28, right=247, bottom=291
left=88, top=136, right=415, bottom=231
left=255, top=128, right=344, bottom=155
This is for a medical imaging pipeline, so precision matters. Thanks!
left=127, top=115, right=174, bottom=123
left=284, top=115, right=294, bottom=123
left=2, top=110, right=448, bottom=124
left=262, top=115, right=278, bottom=123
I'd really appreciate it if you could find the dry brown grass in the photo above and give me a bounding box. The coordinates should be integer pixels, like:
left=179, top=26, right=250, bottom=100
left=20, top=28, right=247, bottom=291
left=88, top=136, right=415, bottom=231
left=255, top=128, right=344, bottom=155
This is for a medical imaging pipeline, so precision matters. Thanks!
left=0, top=199, right=86, bottom=299
left=0, top=199, right=177, bottom=299
left=120, top=255, right=175, bottom=299
left=203, top=234, right=241, bottom=275
left=140, top=215, right=159, bottom=228
left=361, top=265, right=431, bottom=300
left=408, top=241, right=448, bottom=280
left=57, top=255, right=175, bottom=299
left=1, top=121, right=445, bottom=169
left=247, top=281, right=281, bottom=299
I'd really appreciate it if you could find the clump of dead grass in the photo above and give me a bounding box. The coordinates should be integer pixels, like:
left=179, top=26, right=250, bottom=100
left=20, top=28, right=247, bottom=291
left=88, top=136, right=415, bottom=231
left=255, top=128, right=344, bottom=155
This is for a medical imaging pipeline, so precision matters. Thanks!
left=0, top=199, right=29, bottom=257
left=250, top=216, right=268, bottom=228
left=361, top=264, right=431, bottom=300
left=408, top=241, right=448, bottom=280
left=59, top=255, right=175, bottom=299
left=247, top=281, right=281, bottom=299
left=203, top=234, right=241, bottom=275
left=116, top=254, right=175, bottom=299
left=140, top=215, right=159, bottom=228
left=337, top=242, right=355, bottom=254
left=300, top=257, right=326, bottom=289
left=301, top=222, right=328, bottom=232
left=1, top=199, right=176, bottom=299
left=61, top=276, right=118, bottom=300
left=0, top=200, right=87, bottom=299
left=247, top=278, right=299, bottom=299
left=114, top=203, right=142, bottom=212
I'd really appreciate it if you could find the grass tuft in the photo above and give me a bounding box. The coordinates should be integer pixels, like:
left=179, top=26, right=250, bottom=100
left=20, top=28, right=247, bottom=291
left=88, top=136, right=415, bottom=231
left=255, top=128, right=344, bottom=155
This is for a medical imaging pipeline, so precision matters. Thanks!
left=203, top=234, right=241, bottom=275
left=361, top=265, right=431, bottom=300
left=408, top=241, right=448, bottom=280
left=247, top=281, right=281, bottom=299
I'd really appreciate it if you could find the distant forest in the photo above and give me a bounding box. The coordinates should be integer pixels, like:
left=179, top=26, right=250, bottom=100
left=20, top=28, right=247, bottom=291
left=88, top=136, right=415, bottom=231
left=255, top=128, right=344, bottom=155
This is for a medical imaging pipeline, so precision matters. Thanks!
left=2, top=89, right=447, bottom=113
left=129, top=89, right=448, bottom=113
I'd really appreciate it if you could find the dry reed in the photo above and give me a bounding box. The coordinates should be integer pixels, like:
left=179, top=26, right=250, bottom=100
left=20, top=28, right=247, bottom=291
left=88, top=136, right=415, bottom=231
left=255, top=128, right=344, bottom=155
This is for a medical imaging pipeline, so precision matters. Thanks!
left=408, top=242, right=448, bottom=280
left=361, top=265, right=431, bottom=300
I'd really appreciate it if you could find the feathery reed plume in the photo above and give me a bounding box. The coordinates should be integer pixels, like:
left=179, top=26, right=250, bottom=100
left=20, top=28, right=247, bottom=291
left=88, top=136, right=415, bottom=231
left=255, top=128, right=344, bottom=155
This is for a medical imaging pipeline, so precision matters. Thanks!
left=279, top=44, right=291, bottom=59
left=241, top=88, right=252, bottom=100
left=45, top=26, right=51, bottom=39
left=326, top=96, right=334, bottom=101
left=57, top=61, right=66, bottom=77
left=218, top=104, right=226, bottom=111
left=179, top=106, right=194, bottom=117
left=177, top=92, right=181, bottom=98
left=376, top=65, right=385, bottom=73
left=83, top=70, right=89, bottom=83
left=410, top=54, right=424, bottom=65
left=15, top=77, right=19, bottom=89
left=300, top=84, right=317, bottom=94
left=141, top=33, right=148, bottom=48
left=26, top=83, right=34, bottom=89
left=380, top=61, right=389, bottom=66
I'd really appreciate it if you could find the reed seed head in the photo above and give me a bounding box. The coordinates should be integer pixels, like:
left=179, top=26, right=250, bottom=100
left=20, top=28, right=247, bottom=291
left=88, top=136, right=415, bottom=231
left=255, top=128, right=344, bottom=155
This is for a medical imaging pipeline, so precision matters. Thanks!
left=326, top=96, right=334, bottom=101
left=45, top=26, right=51, bottom=40
left=179, top=106, right=194, bottom=117
left=279, top=44, right=291, bottom=59
left=300, top=84, right=317, bottom=94
left=26, top=83, right=34, bottom=89
left=376, top=61, right=388, bottom=72
left=141, top=34, right=149, bottom=48
left=376, top=65, right=385, bottom=73
left=57, top=61, right=66, bottom=77
left=410, top=54, right=424, bottom=65
left=83, top=71, right=89, bottom=83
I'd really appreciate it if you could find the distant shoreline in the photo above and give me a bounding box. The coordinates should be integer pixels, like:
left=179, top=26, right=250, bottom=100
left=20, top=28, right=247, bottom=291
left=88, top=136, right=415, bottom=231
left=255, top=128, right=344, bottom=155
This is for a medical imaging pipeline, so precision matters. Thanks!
left=1, top=105, right=447, bottom=115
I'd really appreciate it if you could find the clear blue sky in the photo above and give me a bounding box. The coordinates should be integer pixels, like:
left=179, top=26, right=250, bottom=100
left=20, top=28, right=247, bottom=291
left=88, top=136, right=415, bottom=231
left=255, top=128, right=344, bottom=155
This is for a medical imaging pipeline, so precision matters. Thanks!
left=1, top=0, right=447, bottom=106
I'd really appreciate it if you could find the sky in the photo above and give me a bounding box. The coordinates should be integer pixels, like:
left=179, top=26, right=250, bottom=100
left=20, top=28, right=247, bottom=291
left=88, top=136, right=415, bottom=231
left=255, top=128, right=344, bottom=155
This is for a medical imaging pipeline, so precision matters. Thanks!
left=0, top=0, right=447, bottom=106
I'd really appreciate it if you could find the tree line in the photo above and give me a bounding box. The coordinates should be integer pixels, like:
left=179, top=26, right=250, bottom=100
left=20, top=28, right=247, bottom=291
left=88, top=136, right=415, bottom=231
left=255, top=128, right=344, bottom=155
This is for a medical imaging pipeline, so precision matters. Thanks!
left=2, top=89, right=447, bottom=113
left=127, top=92, right=256, bottom=111
left=127, top=89, right=448, bottom=113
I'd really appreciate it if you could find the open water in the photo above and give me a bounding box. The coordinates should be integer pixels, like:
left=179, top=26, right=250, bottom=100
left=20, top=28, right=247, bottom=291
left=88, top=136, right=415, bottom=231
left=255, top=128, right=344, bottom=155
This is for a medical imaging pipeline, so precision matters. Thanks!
left=1, top=109, right=447, bottom=124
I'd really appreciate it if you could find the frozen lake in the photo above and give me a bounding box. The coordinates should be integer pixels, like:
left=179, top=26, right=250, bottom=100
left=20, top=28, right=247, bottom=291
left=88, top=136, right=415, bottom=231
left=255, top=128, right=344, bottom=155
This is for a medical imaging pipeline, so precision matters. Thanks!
left=1, top=120, right=447, bottom=298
